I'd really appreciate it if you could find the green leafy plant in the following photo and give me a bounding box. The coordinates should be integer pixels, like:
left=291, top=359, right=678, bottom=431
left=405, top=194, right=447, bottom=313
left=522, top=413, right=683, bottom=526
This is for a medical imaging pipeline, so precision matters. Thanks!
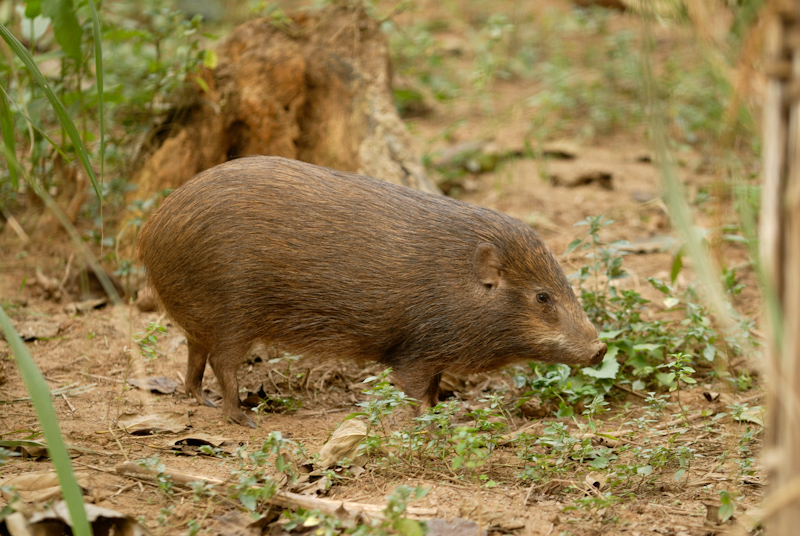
left=133, top=321, right=166, bottom=361
left=0, top=6, right=102, bottom=198
left=137, top=455, right=174, bottom=496
left=383, top=485, right=429, bottom=536
left=658, top=352, right=696, bottom=417
left=351, top=369, right=415, bottom=444
left=560, top=216, right=750, bottom=400
left=718, top=489, right=737, bottom=522
left=228, top=432, right=302, bottom=512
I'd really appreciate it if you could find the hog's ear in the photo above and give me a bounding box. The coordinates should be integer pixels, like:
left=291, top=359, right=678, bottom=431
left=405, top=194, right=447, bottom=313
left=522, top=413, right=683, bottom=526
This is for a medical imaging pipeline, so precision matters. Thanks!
left=474, top=242, right=502, bottom=290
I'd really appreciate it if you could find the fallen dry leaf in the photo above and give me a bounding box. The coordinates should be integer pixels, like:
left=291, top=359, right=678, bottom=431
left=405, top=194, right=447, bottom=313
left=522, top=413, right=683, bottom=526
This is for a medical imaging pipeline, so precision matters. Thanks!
left=551, top=168, right=613, bottom=189
left=0, top=439, right=83, bottom=460
left=316, top=419, right=367, bottom=469
left=210, top=510, right=275, bottom=535
left=64, top=298, right=108, bottom=314
left=11, top=318, right=60, bottom=341
left=541, top=139, right=579, bottom=159
left=617, top=235, right=678, bottom=254
left=584, top=471, right=609, bottom=493
left=738, top=406, right=764, bottom=426
left=291, top=473, right=331, bottom=496
left=6, top=500, right=152, bottom=536
left=127, top=376, right=179, bottom=394
left=117, top=412, right=189, bottom=434
left=0, top=471, right=90, bottom=503
left=167, top=432, right=240, bottom=455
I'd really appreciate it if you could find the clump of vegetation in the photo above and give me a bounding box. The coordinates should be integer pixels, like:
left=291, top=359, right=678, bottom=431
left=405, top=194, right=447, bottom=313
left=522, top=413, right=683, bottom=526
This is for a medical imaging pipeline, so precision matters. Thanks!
left=0, top=0, right=216, bottom=278
left=345, top=367, right=710, bottom=510
left=133, top=321, right=166, bottom=361
left=558, top=215, right=755, bottom=396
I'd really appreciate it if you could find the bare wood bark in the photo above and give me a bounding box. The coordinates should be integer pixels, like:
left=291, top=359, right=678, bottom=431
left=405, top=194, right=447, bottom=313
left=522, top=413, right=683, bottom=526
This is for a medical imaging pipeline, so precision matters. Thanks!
left=762, top=1, right=800, bottom=533
left=114, top=462, right=438, bottom=521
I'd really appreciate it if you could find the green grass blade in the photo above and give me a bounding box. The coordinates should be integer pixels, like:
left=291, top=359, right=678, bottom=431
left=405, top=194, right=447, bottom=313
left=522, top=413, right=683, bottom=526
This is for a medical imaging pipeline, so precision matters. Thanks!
left=0, top=308, right=91, bottom=536
left=0, top=84, right=69, bottom=162
left=639, top=8, right=743, bottom=347
left=0, top=22, right=101, bottom=199
left=87, top=0, right=103, bottom=184
left=0, top=88, right=17, bottom=189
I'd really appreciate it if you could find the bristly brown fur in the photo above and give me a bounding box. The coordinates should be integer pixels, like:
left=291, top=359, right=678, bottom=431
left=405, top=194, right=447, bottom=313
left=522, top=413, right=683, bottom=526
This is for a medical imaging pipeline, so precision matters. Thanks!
left=137, top=156, right=606, bottom=427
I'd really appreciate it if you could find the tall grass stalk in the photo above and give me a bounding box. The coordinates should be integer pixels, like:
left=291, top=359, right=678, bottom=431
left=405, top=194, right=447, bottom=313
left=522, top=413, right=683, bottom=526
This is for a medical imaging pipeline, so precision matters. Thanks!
left=0, top=309, right=91, bottom=536
left=87, top=0, right=105, bottom=245
left=639, top=5, right=744, bottom=345
left=0, top=22, right=101, bottom=198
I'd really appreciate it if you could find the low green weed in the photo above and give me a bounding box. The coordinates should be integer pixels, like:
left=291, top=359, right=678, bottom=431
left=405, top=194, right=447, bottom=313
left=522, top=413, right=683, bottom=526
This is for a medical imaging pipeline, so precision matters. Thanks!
left=353, top=369, right=416, bottom=439
left=718, top=490, right=737, bottom=522
left=555, top=215, right=752, bottom=399
left=134, top=321, right=166, bottom=361
left=228, top=431, right=301, bottom=512
left=255, top=394, right=303, bottom=415
left=737, top=427, right=756, bottom=476
left=137, top=455, right=174, bottom=497
left=0, top=446, right=19, bottom=519
left=351, top=373, right=510, bottom=484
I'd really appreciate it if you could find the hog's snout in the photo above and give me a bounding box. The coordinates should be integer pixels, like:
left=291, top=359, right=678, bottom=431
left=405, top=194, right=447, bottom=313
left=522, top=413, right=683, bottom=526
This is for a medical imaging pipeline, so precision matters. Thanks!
left=591, top=342, right=607, bottom=365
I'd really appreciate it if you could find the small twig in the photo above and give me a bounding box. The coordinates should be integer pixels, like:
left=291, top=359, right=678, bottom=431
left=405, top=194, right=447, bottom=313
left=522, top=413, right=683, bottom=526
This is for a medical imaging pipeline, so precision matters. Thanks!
left=83, top=373, right=125, bottom=384
left=613, top=383, right=649, bottom=399
left=315, top=369, right=333, bottom=391
left=523, top=483, right=536, bottom=505
left=3, top=210, right=31, bottom=244
left=61, top=252, right=75, bottom=287
left=108, top=482, right=137, bottom=499
left=0, top=383, right=97, bottom=404
left=653, top=504, right=704, bottom=517
left=43, top=355, right=88, bottom=374
left=435, top=481, right=470, bottom=491
left=106, top=421, right=130, bottom=462
left=294, top=407, right=353, bottom=417
left=73, top=462, right=120, bottom=473
left=267, top=369, right=284, bottom=396
left=654, top=409, right=718, bottom=431
left=61, top=393, right=76, bottom=412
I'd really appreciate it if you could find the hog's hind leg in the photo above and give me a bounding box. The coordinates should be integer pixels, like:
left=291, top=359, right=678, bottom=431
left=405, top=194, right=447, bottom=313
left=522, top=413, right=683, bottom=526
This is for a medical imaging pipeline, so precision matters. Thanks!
left=186, top=338, right=216, bottom=408
left=208, top=342, right=255, bottom=428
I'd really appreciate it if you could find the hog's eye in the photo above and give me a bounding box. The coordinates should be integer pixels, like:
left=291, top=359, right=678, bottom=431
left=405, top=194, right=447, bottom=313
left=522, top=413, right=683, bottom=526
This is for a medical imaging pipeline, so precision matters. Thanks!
left=536, top=292, right=550, bottom=304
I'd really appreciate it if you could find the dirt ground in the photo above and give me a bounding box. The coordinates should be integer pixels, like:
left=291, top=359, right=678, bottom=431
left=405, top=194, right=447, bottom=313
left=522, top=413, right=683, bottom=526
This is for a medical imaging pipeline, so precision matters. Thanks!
left=0, top=1, right=765, bottom=535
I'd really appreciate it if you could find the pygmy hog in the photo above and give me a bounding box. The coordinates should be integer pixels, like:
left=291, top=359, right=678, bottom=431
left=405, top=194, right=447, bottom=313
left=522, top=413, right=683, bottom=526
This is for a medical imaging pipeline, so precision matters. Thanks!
left=137, top=156, right=607, bottom=427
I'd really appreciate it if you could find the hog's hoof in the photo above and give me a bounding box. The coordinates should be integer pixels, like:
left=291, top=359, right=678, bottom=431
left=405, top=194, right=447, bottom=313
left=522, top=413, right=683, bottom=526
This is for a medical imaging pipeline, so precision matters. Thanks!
left=192, top=391, right=218, bottom=408
left=228, top=408, right=256, bottom=429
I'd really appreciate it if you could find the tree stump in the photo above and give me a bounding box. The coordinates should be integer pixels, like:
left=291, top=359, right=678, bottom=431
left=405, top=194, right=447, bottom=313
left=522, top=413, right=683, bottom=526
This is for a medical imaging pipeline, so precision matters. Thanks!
left=130, top=5, right=437, bottom=205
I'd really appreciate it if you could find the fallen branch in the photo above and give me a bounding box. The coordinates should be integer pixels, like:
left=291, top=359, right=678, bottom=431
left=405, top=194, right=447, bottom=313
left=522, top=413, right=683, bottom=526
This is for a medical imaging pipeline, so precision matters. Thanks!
left=114, top=462, right=438, bottom=521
